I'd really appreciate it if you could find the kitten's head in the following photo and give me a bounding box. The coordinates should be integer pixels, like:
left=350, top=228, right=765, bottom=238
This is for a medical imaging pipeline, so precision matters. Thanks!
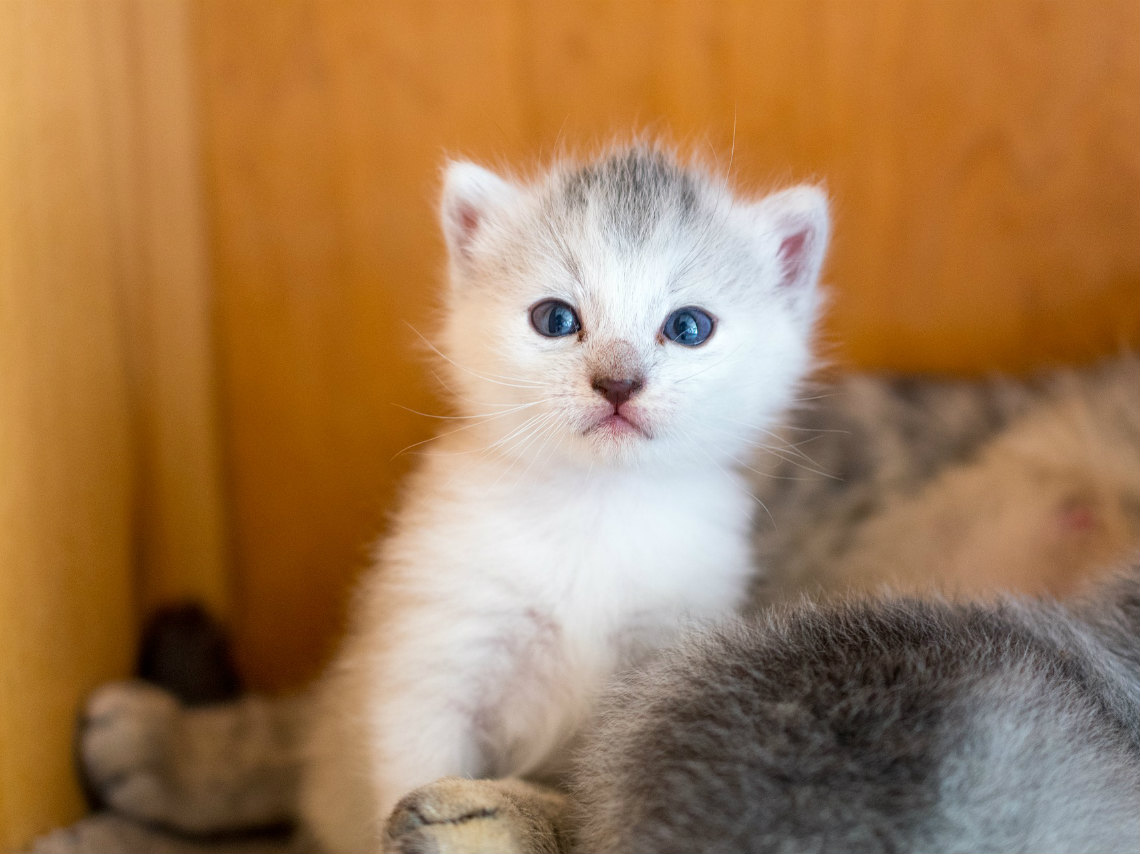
left=436, top=144, right=828, bottom=470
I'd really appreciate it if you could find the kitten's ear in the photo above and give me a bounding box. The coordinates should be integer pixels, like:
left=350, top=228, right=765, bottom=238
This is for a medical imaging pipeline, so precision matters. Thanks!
left=440, top=161, right=519, bottom=262
left=751, top=185, right=830, bottom=297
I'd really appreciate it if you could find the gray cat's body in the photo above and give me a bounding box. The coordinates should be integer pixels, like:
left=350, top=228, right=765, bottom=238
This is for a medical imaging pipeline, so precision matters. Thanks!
left=751, top=355, right=1140, bottom=602
left=571, top=565, right=1140, bottom=853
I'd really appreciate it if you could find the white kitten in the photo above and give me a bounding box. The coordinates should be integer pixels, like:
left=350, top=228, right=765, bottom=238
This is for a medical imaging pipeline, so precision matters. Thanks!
left=299, top=144, right=830, bottom=853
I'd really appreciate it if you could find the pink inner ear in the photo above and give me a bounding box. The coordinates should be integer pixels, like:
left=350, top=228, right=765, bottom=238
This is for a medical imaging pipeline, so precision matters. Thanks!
left=451, top=200, right=482, bottom=258
left=457, top=202, right=480, bottom=237
left=777, top=230, right=811, bottom=287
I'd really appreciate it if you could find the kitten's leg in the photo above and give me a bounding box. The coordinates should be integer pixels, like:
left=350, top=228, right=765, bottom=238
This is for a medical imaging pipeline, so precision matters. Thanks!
left=384, top=777, right=569, bottom=854
left=81, top=680, right=306, bottom=834
left=302, top=602, right=570, bottom=854
left=301, top=652, right=497, bottom=854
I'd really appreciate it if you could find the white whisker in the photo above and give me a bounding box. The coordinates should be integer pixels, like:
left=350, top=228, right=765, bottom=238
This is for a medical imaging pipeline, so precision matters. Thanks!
left=487, top=411, right=554, bottom=455
left=509, top=414, right=565, bottom=491
left=486, top=411, right=560, bottom=489
left=674, top=345, right=743, bottom=385
left=694, top=443, right=777, bottom=530
left=701, top=419, right=841, bottom=481
left=391, top=401, right=537, bottom=421
left=405, top=322, right=545, bottom=389
left=389, top=401, right=552, bottom=460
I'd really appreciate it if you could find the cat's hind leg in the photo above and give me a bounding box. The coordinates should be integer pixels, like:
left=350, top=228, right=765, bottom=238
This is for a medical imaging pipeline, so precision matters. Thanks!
left=81, top=680, right=306, bottom=835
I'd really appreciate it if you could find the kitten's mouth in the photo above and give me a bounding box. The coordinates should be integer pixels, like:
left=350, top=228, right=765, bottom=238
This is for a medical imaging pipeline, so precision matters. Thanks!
left=586, top=411, right=651, bottom=440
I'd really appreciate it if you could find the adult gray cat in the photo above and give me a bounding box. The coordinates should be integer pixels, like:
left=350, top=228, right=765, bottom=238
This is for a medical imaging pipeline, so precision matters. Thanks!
left=563, top=562, right=1140, bottom=853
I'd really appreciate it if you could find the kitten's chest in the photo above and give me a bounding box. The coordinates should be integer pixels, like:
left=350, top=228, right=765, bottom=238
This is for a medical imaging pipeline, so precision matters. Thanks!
left=461, top=470, right=755, bottom=776
left=482, top=469, right=755, bottom=623
left=394, top=458, right=758, bottom=651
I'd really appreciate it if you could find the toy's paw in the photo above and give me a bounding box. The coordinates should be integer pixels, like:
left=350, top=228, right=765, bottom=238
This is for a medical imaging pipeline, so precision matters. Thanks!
left=79, top=680, right=183, bottom=824
left=384, top=777, right=568, bottom=854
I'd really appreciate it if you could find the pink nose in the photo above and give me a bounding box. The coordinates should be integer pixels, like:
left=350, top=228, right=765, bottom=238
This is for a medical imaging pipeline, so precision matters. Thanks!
left=592, top=376, right=643, bottom=408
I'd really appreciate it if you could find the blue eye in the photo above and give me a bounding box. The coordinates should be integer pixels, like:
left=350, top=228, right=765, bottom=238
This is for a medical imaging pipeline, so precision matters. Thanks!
left=530, top=300, right=581, bottom=338
left=663, top=307, right=715, bottom=346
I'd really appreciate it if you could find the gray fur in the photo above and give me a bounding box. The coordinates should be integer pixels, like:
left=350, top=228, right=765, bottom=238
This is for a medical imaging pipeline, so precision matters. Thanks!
left=554, top=146, right=701, bottom=246
left=747, top=371, right=1033, bottom=603
left=80, top=683, right=305, bottom=835
left=748, top=355, right=1140, bottom=601
left=571, top=564, right=1140, bottom=853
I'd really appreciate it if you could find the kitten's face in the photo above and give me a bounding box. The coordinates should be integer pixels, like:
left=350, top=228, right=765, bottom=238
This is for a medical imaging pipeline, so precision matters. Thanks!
left=437, top=148, right=828, bottom=470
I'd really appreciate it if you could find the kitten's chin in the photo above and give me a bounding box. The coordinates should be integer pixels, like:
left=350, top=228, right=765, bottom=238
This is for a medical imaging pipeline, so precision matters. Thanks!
left=574, top=412, right=660, bottom=467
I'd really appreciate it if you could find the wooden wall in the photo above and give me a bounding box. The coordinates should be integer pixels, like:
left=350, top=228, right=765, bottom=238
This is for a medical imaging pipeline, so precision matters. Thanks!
left=2, top=0, right=1137, bottom=845
left=195, top=0, right=1140, bottom=690
left=0, top=1, right=226, bottom=846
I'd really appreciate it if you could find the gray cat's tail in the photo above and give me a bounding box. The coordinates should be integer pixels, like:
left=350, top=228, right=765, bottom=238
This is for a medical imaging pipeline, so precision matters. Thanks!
left=77, top=603, right=306, bottom=840
left=135, top=602, right=244, bottom=706
left=78, top=602, right=242, bottom=813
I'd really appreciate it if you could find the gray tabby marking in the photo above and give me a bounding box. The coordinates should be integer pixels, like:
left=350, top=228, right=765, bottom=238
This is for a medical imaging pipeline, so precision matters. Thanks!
left=749, top=355, right=1140, bottom=602
left=557, top=147, right=700, bottom=244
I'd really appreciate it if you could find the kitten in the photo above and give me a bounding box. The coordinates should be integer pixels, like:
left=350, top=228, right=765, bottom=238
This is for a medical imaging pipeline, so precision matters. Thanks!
left=80, top=143, right=831, bottom=852
left=571, top=561, right=1140, bottom=853
left=298, top=146, right=828, bottom=853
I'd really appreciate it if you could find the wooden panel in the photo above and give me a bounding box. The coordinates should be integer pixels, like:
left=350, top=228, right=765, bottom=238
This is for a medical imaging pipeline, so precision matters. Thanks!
left=0, top=2, right=226, bottom=845
left=195, top=0, right=1140, bottom=690
left=0, top=4, right=136, bottom=845
left=108, top=1, right=232, bottom=619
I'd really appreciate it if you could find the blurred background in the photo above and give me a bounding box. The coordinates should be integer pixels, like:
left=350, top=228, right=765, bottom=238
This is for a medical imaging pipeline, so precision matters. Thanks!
left=2, top=0, right=1138, bottom=845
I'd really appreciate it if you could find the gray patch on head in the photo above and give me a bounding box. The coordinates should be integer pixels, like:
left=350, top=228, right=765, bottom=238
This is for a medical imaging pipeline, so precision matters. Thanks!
left=555, top=146, right=701, bottom=249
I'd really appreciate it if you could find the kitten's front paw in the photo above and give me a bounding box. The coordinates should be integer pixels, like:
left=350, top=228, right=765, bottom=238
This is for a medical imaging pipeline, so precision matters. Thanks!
left=384, top=777, right=567, bottom=854
left=79, top=680, right=182, bottom=823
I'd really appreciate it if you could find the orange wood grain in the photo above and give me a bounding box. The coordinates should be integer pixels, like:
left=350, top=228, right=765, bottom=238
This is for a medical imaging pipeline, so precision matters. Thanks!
left=193, top=0, right=1140, bottom=689
left=109, top=1, right=233, bottom=622
left=2, top=2, right=229, bottom=844
left=1, top=4, right=137, bottom=844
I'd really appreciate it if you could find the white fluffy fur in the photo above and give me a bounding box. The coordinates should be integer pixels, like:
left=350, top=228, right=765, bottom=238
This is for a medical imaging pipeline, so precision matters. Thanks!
left=299, top=147, right=829, bottom=853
